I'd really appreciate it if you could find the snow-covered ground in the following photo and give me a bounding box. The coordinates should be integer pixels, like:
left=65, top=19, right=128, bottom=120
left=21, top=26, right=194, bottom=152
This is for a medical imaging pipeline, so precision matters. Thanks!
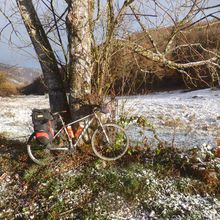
left=0, top=89, right=220, bottom=220
left=117, top=88, right=220, bottom=148
left=0, top=95, right=49, bottom=140
left=0, top=88, right=220, bottom=148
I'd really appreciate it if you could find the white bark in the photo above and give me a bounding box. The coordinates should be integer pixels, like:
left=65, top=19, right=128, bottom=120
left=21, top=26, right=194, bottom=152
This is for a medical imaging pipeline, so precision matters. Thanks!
left=128, top=42, right=219, bottom=69
left=66, top=0, right=94, bottom=119
left=67, top=0, right=93, bottom=100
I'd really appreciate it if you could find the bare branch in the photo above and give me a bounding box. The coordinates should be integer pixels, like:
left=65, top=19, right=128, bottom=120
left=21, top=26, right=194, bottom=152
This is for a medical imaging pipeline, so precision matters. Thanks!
left=124, top=41, right=219, bottom=70
left=129, top=6, right=159, bottom=53
left=49, top=0, right=68, bottom=65
left=164, top=0, right=200, bottom=55
left=114, top=0, right=135, bottom=26
left=200, top=4, right=220, bottom=10
left=123, top=13, right=157, bottom=17
left=0, top=8, right=21, bottom=39
left=170, top=43, right=220, bottom=59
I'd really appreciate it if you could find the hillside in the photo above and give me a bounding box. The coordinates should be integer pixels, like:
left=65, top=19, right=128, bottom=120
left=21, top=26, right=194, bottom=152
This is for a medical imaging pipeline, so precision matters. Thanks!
left=110, top=21, right=220, bottom=95
left=1, top=21, right=220, bottom=97
left=0, top=63, right=41, bottom=86
left=0, top=63, right=42, bottom=96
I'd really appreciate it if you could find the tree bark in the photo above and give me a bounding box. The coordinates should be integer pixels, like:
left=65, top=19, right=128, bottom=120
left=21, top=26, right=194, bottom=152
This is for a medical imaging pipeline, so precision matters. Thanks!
left=66, top=0, right=94, bottom=119
left=16, top=0, right=68, bottom=113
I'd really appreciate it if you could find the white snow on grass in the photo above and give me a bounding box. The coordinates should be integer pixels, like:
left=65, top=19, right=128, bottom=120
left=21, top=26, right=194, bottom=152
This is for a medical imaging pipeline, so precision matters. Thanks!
left=116, top=88, right=220, bottom=148
left=0, top=95, right=49, bottom=140
left=0, top=88, right=220, bottom=148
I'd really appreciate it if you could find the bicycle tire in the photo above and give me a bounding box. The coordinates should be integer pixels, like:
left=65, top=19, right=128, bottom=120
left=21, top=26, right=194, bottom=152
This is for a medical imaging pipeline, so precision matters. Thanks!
left=27, top=131, right=70, bottom=165
left=27, top=133, right=53, bottom=165
left=91, top=123, right=129, bottom=161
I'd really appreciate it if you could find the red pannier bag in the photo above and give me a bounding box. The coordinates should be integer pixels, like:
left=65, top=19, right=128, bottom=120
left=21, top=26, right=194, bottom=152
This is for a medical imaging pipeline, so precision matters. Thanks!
left=32, top=109, right=54, bottom=146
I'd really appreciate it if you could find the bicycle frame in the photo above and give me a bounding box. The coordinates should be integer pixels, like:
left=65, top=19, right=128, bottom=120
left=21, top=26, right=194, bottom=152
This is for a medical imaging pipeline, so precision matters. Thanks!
left=27, top=105, right=130, bottom=164
left=48, top=111, right=105, bottom=151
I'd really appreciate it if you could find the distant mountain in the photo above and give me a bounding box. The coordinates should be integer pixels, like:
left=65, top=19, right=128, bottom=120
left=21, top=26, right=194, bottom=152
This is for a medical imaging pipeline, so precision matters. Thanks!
left=0, top=63, right=42, bottom=87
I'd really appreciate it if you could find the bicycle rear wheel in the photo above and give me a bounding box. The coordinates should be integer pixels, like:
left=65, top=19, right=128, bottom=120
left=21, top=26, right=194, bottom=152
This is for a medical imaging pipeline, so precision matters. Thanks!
left=27, top=133, right=53, bottom=165
left=91, top=124, right=129, bottom=161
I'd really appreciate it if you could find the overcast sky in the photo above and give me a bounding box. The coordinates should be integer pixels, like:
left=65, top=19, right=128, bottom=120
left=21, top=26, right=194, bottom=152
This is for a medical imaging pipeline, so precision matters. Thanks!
left=0, top=0, right=219, bottom=70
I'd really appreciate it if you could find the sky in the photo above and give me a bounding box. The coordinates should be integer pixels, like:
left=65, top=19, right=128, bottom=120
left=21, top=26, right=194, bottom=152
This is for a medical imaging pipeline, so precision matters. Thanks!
left=0, top=0, right=219, bottom=69
left=0, top=0, right=40, bottom=69
left=0, top=40, right=39, bottom=69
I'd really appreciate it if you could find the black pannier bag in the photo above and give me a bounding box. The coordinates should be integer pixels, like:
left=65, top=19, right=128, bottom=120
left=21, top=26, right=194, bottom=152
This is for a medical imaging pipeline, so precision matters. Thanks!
left=32, top=109, right=54, bottom=145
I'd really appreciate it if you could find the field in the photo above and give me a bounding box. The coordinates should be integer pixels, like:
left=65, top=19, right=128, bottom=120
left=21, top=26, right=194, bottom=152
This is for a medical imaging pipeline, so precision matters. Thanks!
left=0, top=88, right=219, bottom=147
left=0, top=88, right=220, bottom=219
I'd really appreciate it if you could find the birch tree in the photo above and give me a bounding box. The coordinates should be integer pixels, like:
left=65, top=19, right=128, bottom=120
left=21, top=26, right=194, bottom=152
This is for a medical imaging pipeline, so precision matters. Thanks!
left=66, top=0, right=94, bottom=119
left=1, top=0, right=219, bottom=114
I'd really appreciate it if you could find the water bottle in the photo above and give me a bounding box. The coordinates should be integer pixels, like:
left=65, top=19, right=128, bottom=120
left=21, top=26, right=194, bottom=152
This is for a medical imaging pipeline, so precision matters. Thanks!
left=75, top=122, right=84, bottom=138
left=67, top=125, right=74, bottom=138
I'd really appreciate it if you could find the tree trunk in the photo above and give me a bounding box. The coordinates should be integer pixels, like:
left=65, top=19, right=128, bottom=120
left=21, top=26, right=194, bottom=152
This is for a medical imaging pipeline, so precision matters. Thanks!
left=16, top=0, right=68, bottom=113
left=66, top=0, right=94, bottom=119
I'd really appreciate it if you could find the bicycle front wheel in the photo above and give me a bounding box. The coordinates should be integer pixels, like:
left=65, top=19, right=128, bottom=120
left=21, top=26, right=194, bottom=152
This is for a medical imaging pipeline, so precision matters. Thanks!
left=27, top=133, right=53, bottom=165
left=91, top=124, right=129, bottom=161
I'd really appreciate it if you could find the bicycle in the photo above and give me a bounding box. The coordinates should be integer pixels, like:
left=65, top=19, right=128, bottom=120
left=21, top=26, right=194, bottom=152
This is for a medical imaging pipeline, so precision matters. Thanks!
left=27, top=105, right=129, bottom=165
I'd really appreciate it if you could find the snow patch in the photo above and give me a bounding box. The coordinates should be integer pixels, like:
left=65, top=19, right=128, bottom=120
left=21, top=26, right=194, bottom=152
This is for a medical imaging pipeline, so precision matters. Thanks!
left=116, top=88, right=220, bottom=148
left=0, top=89, right=219, bottom=148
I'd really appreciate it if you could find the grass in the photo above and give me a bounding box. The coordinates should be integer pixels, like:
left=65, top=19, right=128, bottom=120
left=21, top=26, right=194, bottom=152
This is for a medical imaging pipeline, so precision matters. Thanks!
left=0, top=72, right=18, bottom=96
left=0, top=134, right=219, bottom=219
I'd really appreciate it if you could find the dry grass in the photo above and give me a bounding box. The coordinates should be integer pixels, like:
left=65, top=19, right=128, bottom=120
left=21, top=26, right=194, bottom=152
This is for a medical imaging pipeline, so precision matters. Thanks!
left=0, top=72, right=18, bottom=96
left=109, top=20, right=220, bottom=95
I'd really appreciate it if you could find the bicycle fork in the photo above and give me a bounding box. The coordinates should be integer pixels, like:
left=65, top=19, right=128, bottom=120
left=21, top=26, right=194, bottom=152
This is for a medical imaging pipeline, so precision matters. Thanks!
left=95, top=113, right=110, bottom=144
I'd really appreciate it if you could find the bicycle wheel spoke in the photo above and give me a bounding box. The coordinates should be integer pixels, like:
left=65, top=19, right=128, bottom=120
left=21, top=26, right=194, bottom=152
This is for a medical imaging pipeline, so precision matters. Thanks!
left=92, top=124, right=129, bottom=161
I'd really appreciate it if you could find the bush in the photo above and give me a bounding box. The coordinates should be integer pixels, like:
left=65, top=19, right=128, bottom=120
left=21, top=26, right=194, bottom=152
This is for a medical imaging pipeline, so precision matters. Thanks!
left=0, top=72, right=18, bottom=96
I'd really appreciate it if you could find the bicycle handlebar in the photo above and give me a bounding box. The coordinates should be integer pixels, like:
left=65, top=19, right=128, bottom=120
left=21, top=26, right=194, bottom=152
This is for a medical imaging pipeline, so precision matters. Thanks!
left=52, top=110, right=67, bottom=116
